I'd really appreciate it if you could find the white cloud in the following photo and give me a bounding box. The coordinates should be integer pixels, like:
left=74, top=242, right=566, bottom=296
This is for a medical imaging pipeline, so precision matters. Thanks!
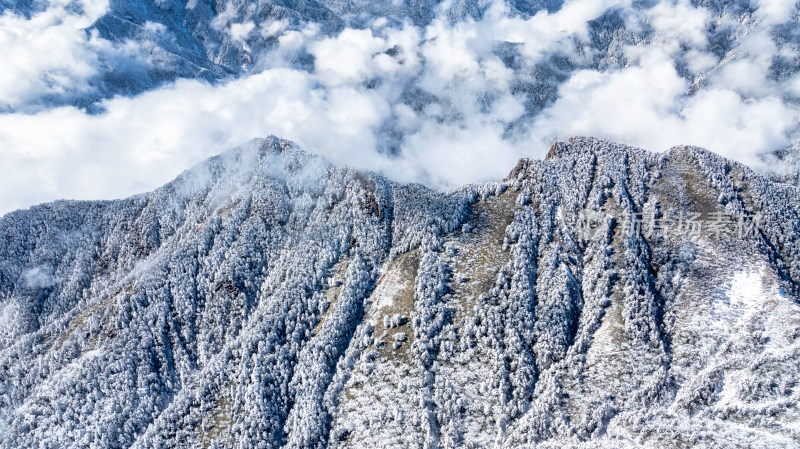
left=309, top=28, right=388, bottom=85
left=23, top=266, right=57, bottom=289
left=752, top=0, right=798, bottom=25
left=0, top=69, right=391, bottom=213
left=260, top=19, right=289, bottom=38
left=530, top=47, right=798, bottom=170
left=0, top=0, right=111, bottom=109
left=390, top=117, right=524, bottom=187
left=485, top=0, right=629, bottom=61
left=646, top=0, right=709, bottom=53
left=229, top=21, right=256, bottom=42
left=0, top=0, right=798, bottom=216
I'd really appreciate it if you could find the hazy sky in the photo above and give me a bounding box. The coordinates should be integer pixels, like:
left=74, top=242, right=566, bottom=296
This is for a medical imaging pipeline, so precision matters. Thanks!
left=0, top=0, right=798, bottom=215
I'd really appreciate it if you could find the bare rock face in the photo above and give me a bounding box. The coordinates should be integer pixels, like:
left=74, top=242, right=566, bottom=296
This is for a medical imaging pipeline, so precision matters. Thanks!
left=1, top=136, right=799, bottom=448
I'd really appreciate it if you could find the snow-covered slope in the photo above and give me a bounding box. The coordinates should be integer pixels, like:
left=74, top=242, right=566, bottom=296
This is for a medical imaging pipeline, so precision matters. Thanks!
left=1, top=136, right=799, bottom=448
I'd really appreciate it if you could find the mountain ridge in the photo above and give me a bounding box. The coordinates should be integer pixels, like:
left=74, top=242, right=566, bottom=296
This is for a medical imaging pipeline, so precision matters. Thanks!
left=1, top=136, right=799, bottom=448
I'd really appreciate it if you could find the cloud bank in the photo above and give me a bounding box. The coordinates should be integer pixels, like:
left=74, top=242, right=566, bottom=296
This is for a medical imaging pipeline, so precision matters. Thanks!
left=0, top=0, right=798, bottom=215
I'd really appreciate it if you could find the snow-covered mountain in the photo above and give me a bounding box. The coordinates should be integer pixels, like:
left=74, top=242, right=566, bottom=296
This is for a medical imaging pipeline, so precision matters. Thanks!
left=0, top=0, right=563, bottom=106
left=1, top=136, right=798, bottom=448
left=7, top=0, right=799, bottom=118
left=4, top=0, right=793, bottom=101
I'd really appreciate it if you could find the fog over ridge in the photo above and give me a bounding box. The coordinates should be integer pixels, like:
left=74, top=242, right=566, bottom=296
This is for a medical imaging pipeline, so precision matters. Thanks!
left=0, top=0, right=798, bottom=214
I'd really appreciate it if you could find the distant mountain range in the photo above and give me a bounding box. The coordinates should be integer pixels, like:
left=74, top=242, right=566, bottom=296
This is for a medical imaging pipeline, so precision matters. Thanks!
left=3, top=0, right=798, bottom=121
left=3, top=0, right=566, bottom=108
left=4, top=0, right=799, bottom=182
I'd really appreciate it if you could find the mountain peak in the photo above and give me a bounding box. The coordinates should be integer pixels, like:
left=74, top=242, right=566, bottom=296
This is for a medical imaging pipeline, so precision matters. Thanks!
left=2, top=137, right=799, bottom=448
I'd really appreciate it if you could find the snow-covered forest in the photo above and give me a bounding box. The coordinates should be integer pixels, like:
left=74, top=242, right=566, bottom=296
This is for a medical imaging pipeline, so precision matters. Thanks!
left=1, top=136, right=799, bottom=448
